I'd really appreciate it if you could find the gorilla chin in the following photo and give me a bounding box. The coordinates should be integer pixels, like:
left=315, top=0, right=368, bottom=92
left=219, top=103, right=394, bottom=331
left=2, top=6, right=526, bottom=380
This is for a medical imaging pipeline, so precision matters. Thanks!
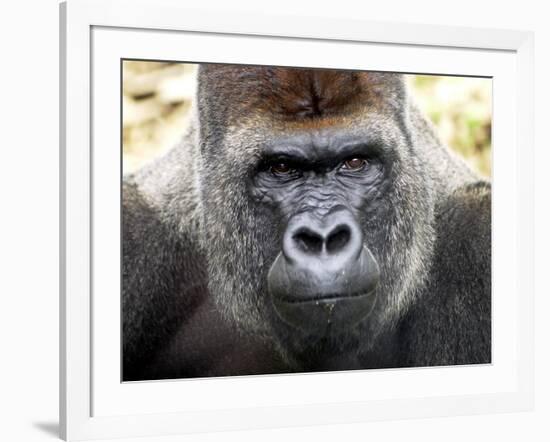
left=267, top=209, right=380, bottom=336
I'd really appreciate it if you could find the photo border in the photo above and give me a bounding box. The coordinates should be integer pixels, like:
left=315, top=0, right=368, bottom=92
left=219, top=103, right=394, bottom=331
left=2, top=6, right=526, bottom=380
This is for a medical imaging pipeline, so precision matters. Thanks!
left=60, top=0, right=534, bottom=440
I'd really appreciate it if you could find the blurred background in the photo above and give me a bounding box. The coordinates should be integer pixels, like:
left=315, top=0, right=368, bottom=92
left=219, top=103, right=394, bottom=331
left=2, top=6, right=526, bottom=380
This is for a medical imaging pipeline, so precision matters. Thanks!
left=122, top=61, right=492, bottom=176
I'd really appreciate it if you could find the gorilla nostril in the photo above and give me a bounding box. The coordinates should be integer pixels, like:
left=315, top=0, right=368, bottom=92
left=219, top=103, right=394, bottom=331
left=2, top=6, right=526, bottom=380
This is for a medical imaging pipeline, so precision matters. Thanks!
left=293, top=229, right=324, bottom=254
left=326, top=225, right=352, bottom=254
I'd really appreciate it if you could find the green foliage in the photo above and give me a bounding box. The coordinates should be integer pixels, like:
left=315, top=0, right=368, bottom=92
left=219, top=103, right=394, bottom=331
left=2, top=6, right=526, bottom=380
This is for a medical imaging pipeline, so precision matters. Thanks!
left=409, top=75, right=492, bottom=177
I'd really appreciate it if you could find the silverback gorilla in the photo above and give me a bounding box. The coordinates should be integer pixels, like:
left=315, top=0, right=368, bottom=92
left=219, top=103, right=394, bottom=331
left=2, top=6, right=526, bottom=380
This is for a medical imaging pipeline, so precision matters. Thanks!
left=122, top=65, right=491, bottom=381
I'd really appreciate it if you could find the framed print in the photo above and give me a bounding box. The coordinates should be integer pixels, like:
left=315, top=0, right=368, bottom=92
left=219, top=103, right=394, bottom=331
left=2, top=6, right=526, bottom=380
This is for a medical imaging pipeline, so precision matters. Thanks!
left=60, top=0, right=534, bottom=440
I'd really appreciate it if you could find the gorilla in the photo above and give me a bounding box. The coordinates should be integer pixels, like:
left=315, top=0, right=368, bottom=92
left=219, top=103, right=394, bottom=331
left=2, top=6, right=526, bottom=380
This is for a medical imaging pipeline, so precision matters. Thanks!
left=122, top=65, right=491, bottom=381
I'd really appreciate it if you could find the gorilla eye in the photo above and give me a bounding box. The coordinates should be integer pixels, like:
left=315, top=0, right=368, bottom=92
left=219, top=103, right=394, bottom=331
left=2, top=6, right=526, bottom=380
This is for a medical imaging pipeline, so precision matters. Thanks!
left=342, top=158, right=368, bottom=171
left=270, top=162, right=294, bottom=175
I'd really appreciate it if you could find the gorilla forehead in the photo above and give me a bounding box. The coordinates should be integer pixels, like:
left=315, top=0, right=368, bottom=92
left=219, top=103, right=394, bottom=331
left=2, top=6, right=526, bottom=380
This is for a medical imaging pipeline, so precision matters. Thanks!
left=198, top=64, right=406, bottom=126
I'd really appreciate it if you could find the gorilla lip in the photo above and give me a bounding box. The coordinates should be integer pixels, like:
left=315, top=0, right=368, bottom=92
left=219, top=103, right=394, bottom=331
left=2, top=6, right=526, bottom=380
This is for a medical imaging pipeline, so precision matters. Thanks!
left=271, top=290, right=378, bottom=333
left=278, top=290, right=372, bottom=304
left=267, top=246, right=380, bottom=302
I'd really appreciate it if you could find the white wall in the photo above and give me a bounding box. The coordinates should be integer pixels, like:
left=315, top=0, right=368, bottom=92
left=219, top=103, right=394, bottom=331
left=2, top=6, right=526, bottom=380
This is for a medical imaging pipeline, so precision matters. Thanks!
left=0, top=0, right=547, bottom=441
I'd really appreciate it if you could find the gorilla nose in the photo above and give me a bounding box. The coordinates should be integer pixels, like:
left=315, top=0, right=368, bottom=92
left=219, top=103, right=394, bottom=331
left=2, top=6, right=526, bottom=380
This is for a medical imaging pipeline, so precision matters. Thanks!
left=283, top=211, right=363, bottom=266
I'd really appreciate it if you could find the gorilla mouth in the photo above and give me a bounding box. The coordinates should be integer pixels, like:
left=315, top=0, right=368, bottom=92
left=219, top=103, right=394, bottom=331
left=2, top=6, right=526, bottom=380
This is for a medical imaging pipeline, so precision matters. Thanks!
left=272, top=289, right=378, bottom=335
left=268, top=245, right=380, bottom=334
left=278, top=291, right=368, bottom=304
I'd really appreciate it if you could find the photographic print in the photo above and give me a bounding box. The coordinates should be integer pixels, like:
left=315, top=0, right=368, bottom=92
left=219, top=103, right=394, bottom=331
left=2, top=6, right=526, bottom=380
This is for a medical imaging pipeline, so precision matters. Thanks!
left=121, top=61, right=492, bottom=381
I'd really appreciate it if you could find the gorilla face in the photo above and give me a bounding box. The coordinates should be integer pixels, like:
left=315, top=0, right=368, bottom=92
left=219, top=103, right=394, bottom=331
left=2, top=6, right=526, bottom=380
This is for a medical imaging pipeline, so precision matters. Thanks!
left=251, top=132, right=384, bottom=335
left=197, top=66, right=435, bottom=359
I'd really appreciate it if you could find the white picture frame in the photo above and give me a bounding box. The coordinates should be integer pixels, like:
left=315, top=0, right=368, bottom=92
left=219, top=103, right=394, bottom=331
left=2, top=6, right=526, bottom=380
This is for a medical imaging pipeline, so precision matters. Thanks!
left=60, top=0, right=534, bottom=440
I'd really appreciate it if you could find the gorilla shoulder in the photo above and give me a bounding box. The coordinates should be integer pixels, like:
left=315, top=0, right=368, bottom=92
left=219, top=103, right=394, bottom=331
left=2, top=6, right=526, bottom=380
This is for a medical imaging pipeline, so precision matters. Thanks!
left=399, top=181, right=491, bottom=368
left=438, top=181, right=491, bottom=276
left=122, top=179, right=208, bottom=380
